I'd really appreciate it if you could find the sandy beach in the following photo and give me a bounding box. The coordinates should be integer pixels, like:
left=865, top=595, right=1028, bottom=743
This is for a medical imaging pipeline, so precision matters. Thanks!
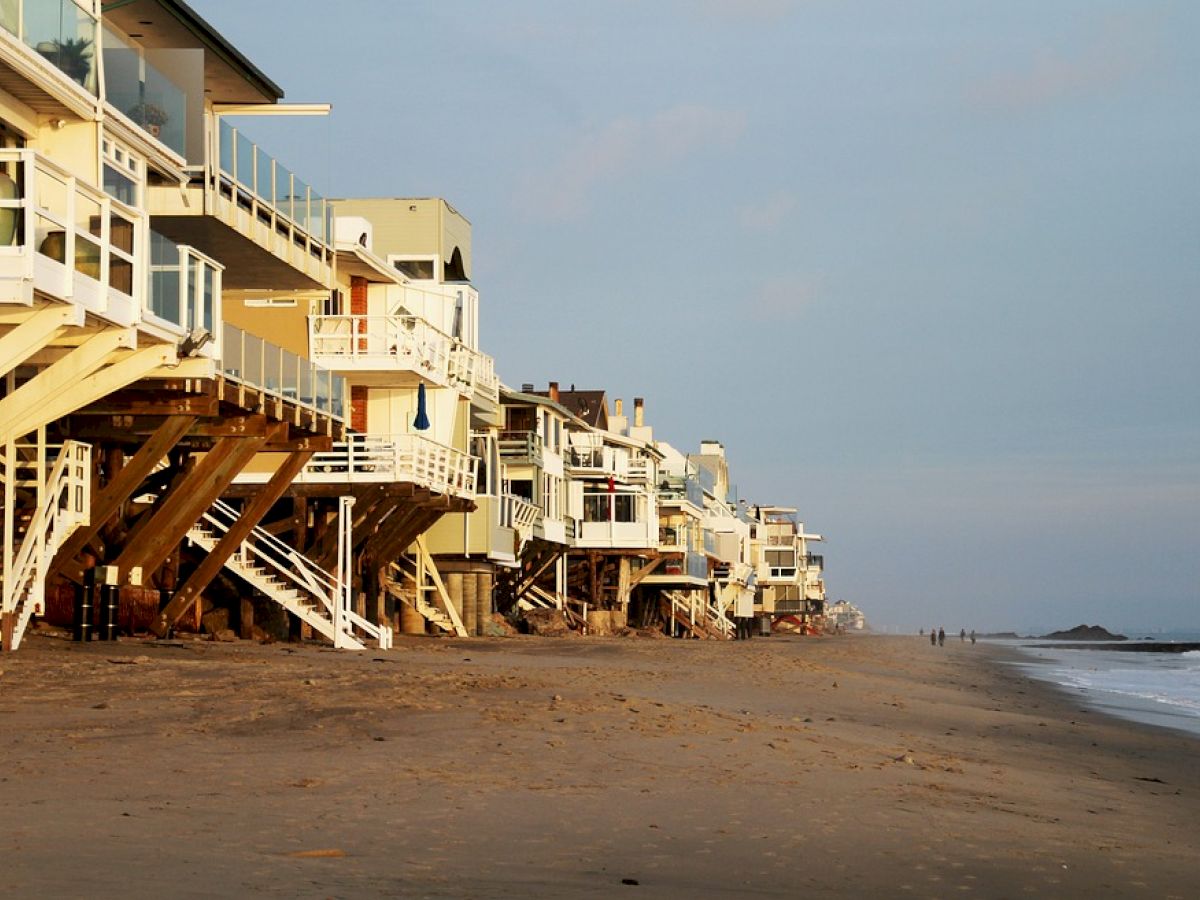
left=2, top=632, right=1198, bottom=898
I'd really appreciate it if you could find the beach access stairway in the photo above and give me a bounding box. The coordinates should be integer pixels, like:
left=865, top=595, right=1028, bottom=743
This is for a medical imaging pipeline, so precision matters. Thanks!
left=662, top=589, right=733, bottom=640
left=1, top=441, right=91, bottom=651
left=385, top=551, right=468, bottom=637
left=186, top=498, right=390, bottom=650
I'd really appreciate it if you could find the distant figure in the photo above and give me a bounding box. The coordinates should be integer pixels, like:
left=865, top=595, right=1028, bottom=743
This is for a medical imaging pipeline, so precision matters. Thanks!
left=960, top=628, right=966, bottom=642
left=970, top=630, right=976, bottom=645
left=937, top=628, right=945, bottom=647
left=919, top=628, right=925, bottom=637
left=930, top=628, right=937, bottom=647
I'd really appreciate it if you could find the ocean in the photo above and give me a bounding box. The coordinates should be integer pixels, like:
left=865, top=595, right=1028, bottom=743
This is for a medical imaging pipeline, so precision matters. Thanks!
left=1002, top=634, right=1200, bottom=737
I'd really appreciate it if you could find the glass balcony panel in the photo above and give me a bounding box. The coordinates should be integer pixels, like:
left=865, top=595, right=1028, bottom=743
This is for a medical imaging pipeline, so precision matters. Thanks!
left=235, top=130, right=254, bottom=191
left=314, top=369, right=329, bottom=412
left=201, top=263, right=214, bottom=333
left=263, top=343, right=281, bottom=392
left=26, top=0, right=98, bottom=94
left=290, top=176, right=310, bottom=229
left=219, top=118, right=234, bottom=178
left=297, top=364, right=313, bottom=408
left=102, top=25, right=186, bottom=155
left=255, top=148, right=272, bottom=205
left=273, top=162, right=292, bottom=222
left=221, top=322, right=243, bottom=378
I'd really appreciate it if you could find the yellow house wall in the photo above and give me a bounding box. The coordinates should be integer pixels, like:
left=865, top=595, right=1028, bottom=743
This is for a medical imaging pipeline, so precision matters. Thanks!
left=333, top=198, right=471, bottom=280
left=35, top=119, right=99, bottom=184
left=223, top=295, right=311, bottom=358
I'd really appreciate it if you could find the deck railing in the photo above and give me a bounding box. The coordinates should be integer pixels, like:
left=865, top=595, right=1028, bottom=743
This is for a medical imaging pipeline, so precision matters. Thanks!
left=308, top=313, right=452, bottom=383
left=448, top=340, right=500, bottom=402
left=147, top=231, right=222, bottom=351
left=499, top=493, right=541, bottom=531
left=298, top=433, right=476, bottom=499
left=0, top=148, right=145, bottom=320
left=221, top=322, right=346, bottom=421
left=498, top=431, right=543, bottom=465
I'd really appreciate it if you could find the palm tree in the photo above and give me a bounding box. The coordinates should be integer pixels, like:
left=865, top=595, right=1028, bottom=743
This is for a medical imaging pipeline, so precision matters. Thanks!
left=38, top=37, right=93, bottom=87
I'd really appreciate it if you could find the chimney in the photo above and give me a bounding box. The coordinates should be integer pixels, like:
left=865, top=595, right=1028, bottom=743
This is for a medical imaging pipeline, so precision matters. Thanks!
left=549, top=381, right=559, bottom=403
left=521, top=383, right=534, bottom=392
left=634, top=397, right=644, bottom=428
left=614, top=398, right=623, bottom=416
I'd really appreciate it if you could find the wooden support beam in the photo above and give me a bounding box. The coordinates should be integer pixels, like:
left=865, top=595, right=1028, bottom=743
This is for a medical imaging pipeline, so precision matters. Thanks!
left=49, top=415, right=198, bottom=583
left=112, top=435, right=267, bottom=585
left=0, top=305, right=83, bottom=379
left=152, top=449, right=314, bottom=635
left=77, top=394, right=220, bottom=418
left=628, top=555, right=665, bottom=588
left=0, top=328, right=135, bottom=442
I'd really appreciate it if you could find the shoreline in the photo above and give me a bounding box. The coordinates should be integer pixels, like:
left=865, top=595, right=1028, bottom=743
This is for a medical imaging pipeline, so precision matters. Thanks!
left=2, top=632, right=1198, bottom=897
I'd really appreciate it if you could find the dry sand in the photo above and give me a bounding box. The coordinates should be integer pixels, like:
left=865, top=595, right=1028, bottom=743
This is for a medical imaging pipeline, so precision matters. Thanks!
left=1, top=632, right=1198, bottom=898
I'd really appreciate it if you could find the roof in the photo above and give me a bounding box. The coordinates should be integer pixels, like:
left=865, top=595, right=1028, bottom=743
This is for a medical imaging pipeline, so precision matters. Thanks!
left=531, top=390, right=608, bottom=429
left=102, top=0, right=284, bottom=103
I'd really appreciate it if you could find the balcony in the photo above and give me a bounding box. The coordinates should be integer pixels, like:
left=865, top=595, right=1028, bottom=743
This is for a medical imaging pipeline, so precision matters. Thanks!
left=144, top=231, right=222, bottom=353
left=308, top=314, right=452, bottom=385
left=283, top=433, right=477, bottom=500
left=499, top=492, right=541, bottom=532
left=449, top=340, right=500, bottom=404
left=498, top=431, right=543, bottom=467
left=220, top=322, right=346, bottom=421
left=0, top=1, right=99, bottom=112
left=567, top=444, right=628, bottom=478
left=148, top=121, right=332, bottom=291
left=101, top=26, right=189, bottom=158
left=0, top=149, right=144, bottom=324
left=657, top=474, right=704, bottom=510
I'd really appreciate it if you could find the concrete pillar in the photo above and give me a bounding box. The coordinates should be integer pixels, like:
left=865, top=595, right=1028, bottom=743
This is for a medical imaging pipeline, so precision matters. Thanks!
left=399, top=602, right=425, bottom=635
left=462, top=572, right=478, bottom=637
left=476, top=572, right=493, bottom=635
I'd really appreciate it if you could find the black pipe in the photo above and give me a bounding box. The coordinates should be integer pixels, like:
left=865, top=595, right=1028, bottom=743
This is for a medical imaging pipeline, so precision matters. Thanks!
left=99, top=584, right=119, bottom=641
left=74, top=568, right=95, bottom=642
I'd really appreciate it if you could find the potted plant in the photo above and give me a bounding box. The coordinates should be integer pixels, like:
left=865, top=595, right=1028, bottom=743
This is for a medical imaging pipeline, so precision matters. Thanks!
left=127, top=101, right=169, bottom=137
left=37, top=37, right=93, bottom=88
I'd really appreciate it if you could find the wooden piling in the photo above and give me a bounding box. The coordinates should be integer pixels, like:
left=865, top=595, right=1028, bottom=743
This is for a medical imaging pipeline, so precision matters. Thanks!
left=399, top=602, right=425, bottom=635
left=476, top=572, right=493, bottom=635
left=445, top=573, right=465, bottom=629
left=461, top=573, right=478, bottom=637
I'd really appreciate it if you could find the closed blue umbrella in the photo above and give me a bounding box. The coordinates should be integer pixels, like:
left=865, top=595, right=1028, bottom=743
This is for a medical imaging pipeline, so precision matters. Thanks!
left=413, top=381, right=431, bottom=431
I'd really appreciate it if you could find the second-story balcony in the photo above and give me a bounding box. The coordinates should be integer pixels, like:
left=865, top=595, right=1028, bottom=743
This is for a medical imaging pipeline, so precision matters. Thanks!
left=498, top=430, right=543, bottom=467
left=0, top=148, right=144, bottom=324
left=149, top=120, right=332, bottom=292
left=499, top=492, right=541, bottom=532
left=143, top=231, right=222, bottom=354
left=308, top=313, right=451, bottom=386
left=0, top=1, right=100, bottom=119
left=220, top=322, right=346, bottom=423
left=255, top=432, right=477, bottom=500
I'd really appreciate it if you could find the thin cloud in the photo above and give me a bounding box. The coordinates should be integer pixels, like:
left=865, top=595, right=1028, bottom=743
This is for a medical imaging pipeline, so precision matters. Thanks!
left=748, top=274, right=821, bottom=321
left=739, top=191, right=796, bottom=231
left=967, top=16, right=1157, bottom=112
left=524, top=105, right=746, bottom=221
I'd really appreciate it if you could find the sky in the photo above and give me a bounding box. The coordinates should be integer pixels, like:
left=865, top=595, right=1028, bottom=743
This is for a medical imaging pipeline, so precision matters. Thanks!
left=200, top=0, right=1199, bottom=634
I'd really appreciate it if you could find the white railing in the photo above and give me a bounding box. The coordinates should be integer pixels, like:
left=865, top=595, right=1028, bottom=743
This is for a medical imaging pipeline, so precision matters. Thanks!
left=191, top=496, right=388, bottom=650
left=0, top=148, right=145, bottom=319
left=221, top=322, right=346, bottom=421
left=500, top=493, right=541, bottom=532
left=146, top=232, right=223, bottom=351
left=1, top=440, right=91, bottom=650
left=296, top=433, right=477, bottom=499
left=307, top=314, right=453, bottom=384
left=448, top=341, right=500, bottom=402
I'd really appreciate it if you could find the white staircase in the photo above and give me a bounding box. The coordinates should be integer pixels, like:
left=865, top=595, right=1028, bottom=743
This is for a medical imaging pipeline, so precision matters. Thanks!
left=186, top=496, right=391, bottom=650
left=1, top=440, right=91, bottom=650
left=517, top=583, right=562, bottom=611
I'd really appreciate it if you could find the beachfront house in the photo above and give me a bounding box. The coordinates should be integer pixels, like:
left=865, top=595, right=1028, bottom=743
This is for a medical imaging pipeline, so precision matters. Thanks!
left=1, top=0, right=349, bottom=650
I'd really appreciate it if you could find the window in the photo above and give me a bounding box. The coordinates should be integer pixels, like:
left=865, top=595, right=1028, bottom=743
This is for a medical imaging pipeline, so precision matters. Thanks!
left=102, top=136, right=142, bottom=206
left=391, top=257, right=436, bottom=280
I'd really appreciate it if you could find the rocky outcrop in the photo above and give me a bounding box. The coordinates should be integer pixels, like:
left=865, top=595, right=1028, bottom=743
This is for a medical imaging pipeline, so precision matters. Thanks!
left=1040, top=624, right=1127, bottom=641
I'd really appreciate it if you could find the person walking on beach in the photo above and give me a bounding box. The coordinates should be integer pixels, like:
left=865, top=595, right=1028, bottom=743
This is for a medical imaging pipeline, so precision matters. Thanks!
left=930, top=628, right=937, bottom=647
left=960, top=628, right=966, bottom=642
left=937, top=627, right=945, bottom=647
left=970, top=629, right=976, bottom=645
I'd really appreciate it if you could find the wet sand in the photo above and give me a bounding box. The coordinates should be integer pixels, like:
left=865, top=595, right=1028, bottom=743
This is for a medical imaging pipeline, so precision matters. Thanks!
left=1, top=631, right=1198, bottom=898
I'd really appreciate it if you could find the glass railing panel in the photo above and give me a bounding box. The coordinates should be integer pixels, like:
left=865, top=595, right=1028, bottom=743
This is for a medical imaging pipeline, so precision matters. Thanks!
left=219, top=118, right=234, bottom=177
left=290, top=176, right=310, bottom=231
left=331, top=375, right=346, bottom=418
left=102, top=26, right=186, bottom=155
left=314, top=368, right=329, bottom=413
left=25, top=0, right=98, bottom=94
left=273, top=162, right=292, bottom=223
left=255, top=147, right=272, bottom=205
left=221, top=322, right=242, bottom=377
left=72, top=191, right=102, bottom=281
left=297, top=363, right=313, bottom=408
left=263, top=342, right=281, bottom=393
left=235, top=130, right=254, bottom=191
left=200, top=261, right=214, bottom=333
left=241, top=329, right=262, bottom=385
left=149, top=231, right=182, bottom=324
